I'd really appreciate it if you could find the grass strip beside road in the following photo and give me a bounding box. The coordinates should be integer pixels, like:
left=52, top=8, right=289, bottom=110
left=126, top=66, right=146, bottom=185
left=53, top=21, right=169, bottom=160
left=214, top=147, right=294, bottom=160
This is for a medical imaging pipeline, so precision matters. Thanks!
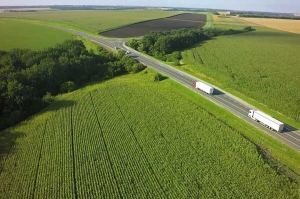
left=163, top=78, right=300, bottom=178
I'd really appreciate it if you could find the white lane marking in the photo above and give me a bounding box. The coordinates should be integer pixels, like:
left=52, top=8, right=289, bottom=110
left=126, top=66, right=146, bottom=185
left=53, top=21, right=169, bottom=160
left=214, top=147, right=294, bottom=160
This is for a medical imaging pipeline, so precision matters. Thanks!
left=288, top=131, right=300, bottom=139
left=213, top=95, right=249, bottom=114
left=285, top=133, right=300, bottom=142
left=274, top=132, right=300, bottom=149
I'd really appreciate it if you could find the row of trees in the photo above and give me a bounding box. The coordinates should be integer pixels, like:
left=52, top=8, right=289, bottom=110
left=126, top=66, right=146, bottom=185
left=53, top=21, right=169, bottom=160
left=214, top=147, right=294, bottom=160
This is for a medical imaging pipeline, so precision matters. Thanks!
left=127, top=27, right=254, bottom=61
left=0, top=40, right=145, bottom=130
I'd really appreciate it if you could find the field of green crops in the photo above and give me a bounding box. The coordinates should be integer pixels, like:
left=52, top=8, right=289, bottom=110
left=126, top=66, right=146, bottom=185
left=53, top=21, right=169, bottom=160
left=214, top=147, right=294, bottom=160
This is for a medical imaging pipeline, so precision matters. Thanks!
left=0, top=71, right=298, bottom=198
left=0, top=18, right=73, bottom=50
left=0, top=10, right=179, bottom=33
left=179, top=17, right=300, bottom=127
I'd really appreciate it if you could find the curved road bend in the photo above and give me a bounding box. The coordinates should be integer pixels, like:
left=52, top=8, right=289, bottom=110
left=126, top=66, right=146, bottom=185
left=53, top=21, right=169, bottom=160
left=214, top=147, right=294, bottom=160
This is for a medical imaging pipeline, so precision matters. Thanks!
left=64, top=29, right=300, bottom=151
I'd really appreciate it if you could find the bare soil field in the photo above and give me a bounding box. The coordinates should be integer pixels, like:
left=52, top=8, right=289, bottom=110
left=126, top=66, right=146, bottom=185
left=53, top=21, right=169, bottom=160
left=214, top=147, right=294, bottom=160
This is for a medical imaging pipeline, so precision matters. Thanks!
left=242, top=17, right=300, bottom=34
left=101, top=13, right=206, bottom=38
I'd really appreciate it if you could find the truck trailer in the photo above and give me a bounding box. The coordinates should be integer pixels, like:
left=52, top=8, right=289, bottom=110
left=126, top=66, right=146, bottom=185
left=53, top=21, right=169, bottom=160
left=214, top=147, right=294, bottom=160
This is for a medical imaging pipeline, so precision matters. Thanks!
left=194, top=81, right=214, bottom=95
left=248, top=110, right=284, bottom=132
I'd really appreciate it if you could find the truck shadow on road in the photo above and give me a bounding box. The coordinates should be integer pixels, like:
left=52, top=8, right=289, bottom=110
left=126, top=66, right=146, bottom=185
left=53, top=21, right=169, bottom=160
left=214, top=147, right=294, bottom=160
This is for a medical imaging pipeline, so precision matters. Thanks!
left=282, top=125, right=298, bottom=133
left=212, top=89, right=225, bottom=96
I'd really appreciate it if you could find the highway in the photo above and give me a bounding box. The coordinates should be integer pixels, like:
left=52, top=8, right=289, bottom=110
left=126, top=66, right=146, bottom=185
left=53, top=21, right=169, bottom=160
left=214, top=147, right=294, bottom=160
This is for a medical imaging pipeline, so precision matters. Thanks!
left=65, top=28, right=300, bottom=151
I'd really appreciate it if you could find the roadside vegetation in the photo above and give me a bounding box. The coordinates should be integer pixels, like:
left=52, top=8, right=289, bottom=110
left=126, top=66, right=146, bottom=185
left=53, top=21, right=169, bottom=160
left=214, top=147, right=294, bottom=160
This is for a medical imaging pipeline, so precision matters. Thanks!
left=0, top=18, right=72, bottom=50
left=0, top=40, right=145, bottom=130
left=0, top=70, right=298, bottom=198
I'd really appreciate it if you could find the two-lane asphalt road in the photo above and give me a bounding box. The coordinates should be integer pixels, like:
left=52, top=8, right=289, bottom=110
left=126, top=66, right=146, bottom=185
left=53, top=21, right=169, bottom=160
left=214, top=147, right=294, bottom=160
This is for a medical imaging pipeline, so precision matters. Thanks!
left=66, top=28, right=300, bottom=151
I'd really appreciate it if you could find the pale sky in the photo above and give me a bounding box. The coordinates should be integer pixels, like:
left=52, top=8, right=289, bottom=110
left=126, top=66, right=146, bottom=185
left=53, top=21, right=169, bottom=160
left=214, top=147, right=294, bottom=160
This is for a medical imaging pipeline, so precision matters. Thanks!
left=0, top=0, right=300, bottom=13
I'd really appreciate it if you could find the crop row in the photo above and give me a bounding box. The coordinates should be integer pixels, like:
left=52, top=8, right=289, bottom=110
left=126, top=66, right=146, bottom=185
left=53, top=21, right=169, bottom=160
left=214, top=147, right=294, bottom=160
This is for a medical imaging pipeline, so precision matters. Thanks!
left=0, top=75, right=297, bottom=198
left=89, top=89, right=166, bottom=198
left=102, top=81, right=297, bottom=198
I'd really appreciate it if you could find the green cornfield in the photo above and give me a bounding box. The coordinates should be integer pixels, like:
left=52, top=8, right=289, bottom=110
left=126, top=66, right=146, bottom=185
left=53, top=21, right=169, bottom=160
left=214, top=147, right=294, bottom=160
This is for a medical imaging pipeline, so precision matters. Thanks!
left=0, top=71, right=297, bottom=198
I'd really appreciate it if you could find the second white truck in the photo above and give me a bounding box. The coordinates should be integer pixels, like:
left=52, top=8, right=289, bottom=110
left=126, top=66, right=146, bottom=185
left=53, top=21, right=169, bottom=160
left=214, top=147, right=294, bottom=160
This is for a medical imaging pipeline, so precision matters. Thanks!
left=194, top=81, right=214, bottom=95
left=248, top=110, right=284, bottom=132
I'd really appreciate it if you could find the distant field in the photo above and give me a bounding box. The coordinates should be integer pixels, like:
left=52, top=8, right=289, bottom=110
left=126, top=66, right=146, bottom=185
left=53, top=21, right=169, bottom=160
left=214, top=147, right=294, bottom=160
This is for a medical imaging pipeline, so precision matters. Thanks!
left=212, top=15, right=256, bottom=29
left=0, top=71, right=298, bottom=198
left=241, top=17, right=300, bottom=34
left=101, top=13, right=206, bottom=38
left=0, top=10, right=180, bottom=33
left=179, top=17, right=300, bottom=124
left=0, top=19, right=72, bottom=50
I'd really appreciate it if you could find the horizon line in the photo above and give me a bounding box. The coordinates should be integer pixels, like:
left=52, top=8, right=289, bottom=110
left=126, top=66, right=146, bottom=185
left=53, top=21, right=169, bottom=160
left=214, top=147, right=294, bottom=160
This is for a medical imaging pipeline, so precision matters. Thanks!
left=0, top=4, right=297, bottom=14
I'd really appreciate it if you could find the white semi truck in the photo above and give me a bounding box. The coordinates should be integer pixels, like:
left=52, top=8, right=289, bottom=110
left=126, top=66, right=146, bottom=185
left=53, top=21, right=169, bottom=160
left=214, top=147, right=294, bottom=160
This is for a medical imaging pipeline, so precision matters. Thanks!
left=248, top=110, right=284, bottom=132
left=194, top=81, right=214, bottom=95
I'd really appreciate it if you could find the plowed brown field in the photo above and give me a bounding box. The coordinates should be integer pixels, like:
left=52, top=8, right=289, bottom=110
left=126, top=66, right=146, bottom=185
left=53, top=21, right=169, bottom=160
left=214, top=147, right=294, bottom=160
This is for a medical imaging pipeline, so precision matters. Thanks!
left=101, top=13, right=206, bottom=38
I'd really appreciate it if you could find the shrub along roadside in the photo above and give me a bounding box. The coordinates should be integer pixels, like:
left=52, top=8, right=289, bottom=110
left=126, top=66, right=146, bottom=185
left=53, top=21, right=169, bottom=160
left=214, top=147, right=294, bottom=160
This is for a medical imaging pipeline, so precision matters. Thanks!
left=0, top=40, right=145, bottom=130
left=153, top=72, right=167, bottom=82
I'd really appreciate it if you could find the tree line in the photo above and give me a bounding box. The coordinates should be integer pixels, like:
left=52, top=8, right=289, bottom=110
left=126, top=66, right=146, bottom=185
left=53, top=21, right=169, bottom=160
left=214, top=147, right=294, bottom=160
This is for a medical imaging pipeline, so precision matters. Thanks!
left=127, top=27, right=254, bottom=63
left=0, top=40, right=145, bottom=130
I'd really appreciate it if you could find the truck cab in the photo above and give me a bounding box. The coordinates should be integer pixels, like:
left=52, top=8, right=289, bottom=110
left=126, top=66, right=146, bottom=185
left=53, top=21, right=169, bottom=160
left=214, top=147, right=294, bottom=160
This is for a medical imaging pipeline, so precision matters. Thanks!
left=248, top=110, right=254, bottom=118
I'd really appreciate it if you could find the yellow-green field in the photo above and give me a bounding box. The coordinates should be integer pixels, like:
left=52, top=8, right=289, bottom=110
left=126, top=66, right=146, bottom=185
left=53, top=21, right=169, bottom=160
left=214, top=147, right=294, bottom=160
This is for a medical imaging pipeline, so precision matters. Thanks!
left=0, top=19, right=73, bottom=50
left=0, top=10, right=180, bottom=33
left=242, top=17, right=300, bottom=34
left=0, top=70, right=298, bottom=198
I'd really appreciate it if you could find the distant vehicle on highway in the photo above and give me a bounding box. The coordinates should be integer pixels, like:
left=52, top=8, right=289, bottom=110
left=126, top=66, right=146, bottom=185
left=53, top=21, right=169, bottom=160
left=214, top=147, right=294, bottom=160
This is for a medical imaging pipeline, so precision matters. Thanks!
left=129, top=54, right=138, bottom=59
left=194, top=81, right=214, bottom=95
left=248, top=110, right=284, bottom=132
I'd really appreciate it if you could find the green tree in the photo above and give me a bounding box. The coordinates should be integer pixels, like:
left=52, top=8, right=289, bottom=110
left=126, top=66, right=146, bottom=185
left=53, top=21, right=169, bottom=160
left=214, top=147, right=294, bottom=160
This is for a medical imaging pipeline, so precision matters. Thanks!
left=154, top=73, right=166, bottom=82
left=7, top=79, right=25, bottom=107
left=60, top=81, right=76, bottom=93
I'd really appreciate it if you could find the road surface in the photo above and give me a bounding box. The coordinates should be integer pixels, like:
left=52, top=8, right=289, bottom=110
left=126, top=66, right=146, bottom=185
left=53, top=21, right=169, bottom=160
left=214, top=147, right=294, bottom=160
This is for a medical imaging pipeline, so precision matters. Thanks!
left=62, top=27, right=300, bottom=151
